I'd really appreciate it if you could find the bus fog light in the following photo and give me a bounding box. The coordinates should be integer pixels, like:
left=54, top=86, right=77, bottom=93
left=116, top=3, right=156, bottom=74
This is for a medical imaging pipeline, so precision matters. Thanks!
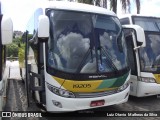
left=52, top=100, right=62, bottom=108
left=140, top=77, right=156, bottom=83
left=59, top=89, right=75, bottom=98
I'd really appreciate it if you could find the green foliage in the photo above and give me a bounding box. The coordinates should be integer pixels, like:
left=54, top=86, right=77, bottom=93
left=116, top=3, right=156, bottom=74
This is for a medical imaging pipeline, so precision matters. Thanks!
left=13, top=37, right=21, bottom=45
left=6, top=43, right=18, bottom=57
left=7, top=31, right=31, bottom=67
left=6, top=36, right=24, bottom=59
left=18, top=43, right=25, bottom=68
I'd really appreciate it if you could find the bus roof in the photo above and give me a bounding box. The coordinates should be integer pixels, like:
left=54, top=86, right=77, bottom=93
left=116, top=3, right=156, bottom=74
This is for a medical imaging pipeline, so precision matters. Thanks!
left=39, top=1, right=116, bottom=16
left=119, top=14, right=160, bottom=19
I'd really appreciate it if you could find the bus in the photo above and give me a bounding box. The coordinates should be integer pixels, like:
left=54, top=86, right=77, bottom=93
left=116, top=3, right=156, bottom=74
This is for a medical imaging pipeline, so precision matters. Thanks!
left=23, top=1, right=145, bottom=112
left=120, top=14, right=160, bottom=97
left=0, top=1, right=13, bottom=111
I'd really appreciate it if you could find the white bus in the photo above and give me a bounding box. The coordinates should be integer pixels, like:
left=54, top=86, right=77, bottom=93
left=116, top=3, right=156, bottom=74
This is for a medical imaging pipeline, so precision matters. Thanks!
left=120, top=14, right=160, bottom=97
left=0, top=1, right=13, bottom=111
left=23, top=1, right=145, bottom=112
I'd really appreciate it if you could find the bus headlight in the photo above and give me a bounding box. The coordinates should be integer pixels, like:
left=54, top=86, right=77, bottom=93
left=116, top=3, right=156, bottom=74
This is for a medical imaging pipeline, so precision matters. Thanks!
left=47, top=83, right=75, bottom=98
left=117, top=82, right=129, bottom=92
left=140, top=77, right=156, bottom=83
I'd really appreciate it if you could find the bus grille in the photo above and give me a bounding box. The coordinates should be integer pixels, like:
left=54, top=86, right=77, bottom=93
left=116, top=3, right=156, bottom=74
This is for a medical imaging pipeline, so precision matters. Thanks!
left=74, top=89, right=118, bottom=98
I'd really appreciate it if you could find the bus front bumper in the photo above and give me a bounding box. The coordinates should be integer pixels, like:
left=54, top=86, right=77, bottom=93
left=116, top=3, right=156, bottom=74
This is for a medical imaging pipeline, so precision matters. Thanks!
left=136, top=81, right=160, bottom=97
left=45, top=85, right=130, bottom=112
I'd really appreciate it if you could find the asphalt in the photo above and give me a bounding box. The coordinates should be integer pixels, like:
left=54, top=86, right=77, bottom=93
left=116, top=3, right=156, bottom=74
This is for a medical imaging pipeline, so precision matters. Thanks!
left=8, top=61, right=21, bottom=80
left=3, top=61, right=41, bottom=120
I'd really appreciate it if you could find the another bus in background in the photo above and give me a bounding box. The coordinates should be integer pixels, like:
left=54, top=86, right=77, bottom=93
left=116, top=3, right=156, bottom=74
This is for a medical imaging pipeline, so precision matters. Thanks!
left=120, top=14, right=160, bottom=97
left=0, top=1, right=13, bottom=112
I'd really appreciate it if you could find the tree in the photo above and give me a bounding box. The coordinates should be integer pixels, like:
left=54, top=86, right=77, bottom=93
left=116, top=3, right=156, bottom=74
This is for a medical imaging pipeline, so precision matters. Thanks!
left=135, top=0, right=140, bottom=14
left=94, top=0, right=107, bottom=8
left=102, top=0, right=107, bottom=8
left=78, top=0, right=93, bottom=5
left=78, top=0, right=107, bottom=8
left=110, top=0, right=140, bottom=14
left=6, top=36, right=23, bottom=57
left=7, top=43, right=18, bottom=57
left=78, top=0, right=140, bottom=14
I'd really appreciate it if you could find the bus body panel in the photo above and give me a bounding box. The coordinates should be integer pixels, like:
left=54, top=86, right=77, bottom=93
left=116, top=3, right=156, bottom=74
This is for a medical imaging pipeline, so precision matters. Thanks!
left=49, top=73, right=129, bottom=93
left=136, top=72, right=160, bottom=97
left=45, top=72, right=130, bottom=111
left=0, top=1, right=13, bottom=114
left=0, top=61, right=10, bottom=110
left=129, top=75, right=138, bottom=96
left=0, top=81, right=3, bottom=111
left=136, top=81, right=160, bottom=97
left=41, top=1, right=116, bottom=16
left=130, top=73, right=160, bottom=97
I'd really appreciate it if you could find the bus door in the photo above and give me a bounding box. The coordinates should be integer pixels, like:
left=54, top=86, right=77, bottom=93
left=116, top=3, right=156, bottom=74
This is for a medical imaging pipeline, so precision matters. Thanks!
left=124, top=29, right=140, bottom=96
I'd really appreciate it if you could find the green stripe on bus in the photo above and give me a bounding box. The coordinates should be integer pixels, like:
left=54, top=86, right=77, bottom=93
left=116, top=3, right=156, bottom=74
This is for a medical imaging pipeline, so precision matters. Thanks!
left=97, top=72, right=129, bottom=89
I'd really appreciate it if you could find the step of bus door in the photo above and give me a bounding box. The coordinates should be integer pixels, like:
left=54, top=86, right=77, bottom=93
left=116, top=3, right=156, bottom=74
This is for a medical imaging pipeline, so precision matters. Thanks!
left=29, top=72, right=45, bottom=91
left=36, top=103, right=47, bottom=112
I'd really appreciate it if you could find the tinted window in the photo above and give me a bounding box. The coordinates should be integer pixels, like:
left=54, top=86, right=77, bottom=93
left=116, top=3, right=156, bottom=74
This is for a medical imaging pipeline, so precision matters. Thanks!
left=27, top=8, right=43, bottom=35
left=125, top=35, right=137, bottom=75
left=133, top=17, right=160, bottom=31
left=47, top=10, right=128, bottom=74
left=139, top=33, right=160, bottom=72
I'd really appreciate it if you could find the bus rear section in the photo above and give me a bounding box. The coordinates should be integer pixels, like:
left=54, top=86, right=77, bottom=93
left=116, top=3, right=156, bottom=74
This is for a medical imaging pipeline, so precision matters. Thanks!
left=23, top=1, right=145, bottom=111
left=120, top=14, right=160, bottom=97
left=0, top=1, right=13, bottom=113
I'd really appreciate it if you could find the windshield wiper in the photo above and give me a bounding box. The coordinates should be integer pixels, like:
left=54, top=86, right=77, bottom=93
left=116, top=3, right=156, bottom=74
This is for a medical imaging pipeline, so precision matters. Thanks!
left=76, top=47, right=94, bottom=73
left=101, top=47, right=119, bottom=72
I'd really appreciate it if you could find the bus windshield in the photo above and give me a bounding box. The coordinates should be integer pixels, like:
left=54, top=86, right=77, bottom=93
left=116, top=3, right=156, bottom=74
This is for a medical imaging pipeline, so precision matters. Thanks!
left=133, top=17, right=160, bottom=72
left=47, top=10, right=128, bottom=74
left=139, top=33, right=160, bottom=72
left=133, top=17, right=160, bottom=31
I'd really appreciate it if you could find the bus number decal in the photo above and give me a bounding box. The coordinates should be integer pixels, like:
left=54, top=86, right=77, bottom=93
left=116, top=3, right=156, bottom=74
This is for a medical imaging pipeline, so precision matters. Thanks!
left=73, top=84, right=91, bottom=88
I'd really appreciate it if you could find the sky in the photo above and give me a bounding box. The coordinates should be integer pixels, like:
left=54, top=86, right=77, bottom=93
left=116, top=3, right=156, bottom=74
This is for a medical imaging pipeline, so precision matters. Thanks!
left=1, top=0, right=160, bottom=31
left=1, top=0, right=42, bottom=31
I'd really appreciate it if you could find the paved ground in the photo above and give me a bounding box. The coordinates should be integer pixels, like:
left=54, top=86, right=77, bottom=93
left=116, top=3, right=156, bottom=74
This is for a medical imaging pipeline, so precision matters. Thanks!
left=3, top=61, right=160, bottom=120
left=7, top=61, right=21, bottom=79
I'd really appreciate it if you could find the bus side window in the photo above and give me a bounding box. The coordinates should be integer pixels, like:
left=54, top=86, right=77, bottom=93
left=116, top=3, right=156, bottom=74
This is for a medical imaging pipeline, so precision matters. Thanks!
left=125, top=35, right=137, bottom=75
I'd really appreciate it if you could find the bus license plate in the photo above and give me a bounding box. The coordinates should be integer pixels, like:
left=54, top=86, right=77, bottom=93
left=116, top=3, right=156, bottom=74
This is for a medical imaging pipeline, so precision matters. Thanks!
left=90, top=100, right=105, bottom=107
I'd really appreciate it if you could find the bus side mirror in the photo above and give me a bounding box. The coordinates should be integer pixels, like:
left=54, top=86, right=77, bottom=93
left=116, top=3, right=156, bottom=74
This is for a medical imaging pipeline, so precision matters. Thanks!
left=1, top=15, right=13, bottom=45
left=122, top=25, right=146, bottom=49
left=38, top=15, right=49, bottom=42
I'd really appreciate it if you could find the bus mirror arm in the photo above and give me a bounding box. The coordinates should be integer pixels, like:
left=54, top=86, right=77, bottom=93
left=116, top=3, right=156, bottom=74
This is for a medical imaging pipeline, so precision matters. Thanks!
left=123, top=25, right=146, bottom=48
left=133, top=46, right=141, bottom=50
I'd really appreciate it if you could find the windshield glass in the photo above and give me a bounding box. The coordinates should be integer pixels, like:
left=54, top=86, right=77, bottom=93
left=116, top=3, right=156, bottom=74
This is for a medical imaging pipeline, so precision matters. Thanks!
left=47, top=10, right=128, bottom=74
left=139, top=33, right=160, bottom=72
left=133, top=16, right=160, bottom=31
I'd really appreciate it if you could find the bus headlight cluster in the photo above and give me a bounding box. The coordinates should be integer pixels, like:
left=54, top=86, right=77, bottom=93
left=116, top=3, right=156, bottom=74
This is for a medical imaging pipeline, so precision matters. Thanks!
left=140, top=77, right=156, bottom=83
left=117, top=82, right=129, bottom=92
left=47, top=83, right=75, bottom=98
